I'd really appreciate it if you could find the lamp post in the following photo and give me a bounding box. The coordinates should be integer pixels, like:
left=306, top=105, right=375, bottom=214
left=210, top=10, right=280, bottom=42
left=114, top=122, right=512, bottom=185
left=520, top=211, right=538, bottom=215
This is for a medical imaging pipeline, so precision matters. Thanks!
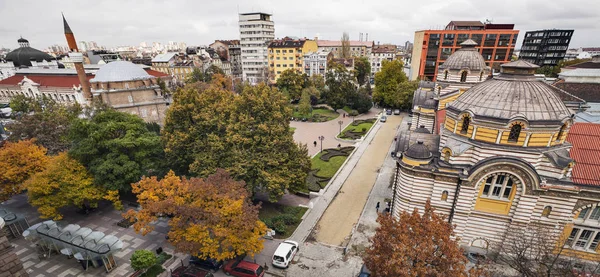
left=338, top=120, right=344, bottom=135
left=318, top=135, right=325, bottom=153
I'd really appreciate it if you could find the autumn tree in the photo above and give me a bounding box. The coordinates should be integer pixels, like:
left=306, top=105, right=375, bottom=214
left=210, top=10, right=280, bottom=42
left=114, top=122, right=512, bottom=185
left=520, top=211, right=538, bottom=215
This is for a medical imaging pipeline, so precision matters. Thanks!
left=340, top=32, right=351, bottom=59
left=69, top=108, right=165, bottom=192
left=219, top=84, right=311, bottom=200
left=276, top=69, right=308, bottom=101
left=373, top=60, right=409, bottom=108
left=364, top=200, right=470, bottom=277
left=497, top=221, right=600, bottom=277
left=25, top=152, right=112, bottom=220
left=7, top=95, right=82, bottom=154
left=0, top=140, right=49, bottom=201
left=124, top=170, right=267, bottom=261
left=186, top=68, right=206, bottom=84
left=354, top=56, right=371, bottom=86
left=298, top=89, right=312, bottom=117
left=323, top=62, right=357, bottom=110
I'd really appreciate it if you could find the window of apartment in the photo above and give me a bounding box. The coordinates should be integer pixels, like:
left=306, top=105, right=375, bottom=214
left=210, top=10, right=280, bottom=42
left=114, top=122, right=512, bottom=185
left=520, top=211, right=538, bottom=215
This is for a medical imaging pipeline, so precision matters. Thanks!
left=276, top=50, right=280, bottom=53
left=482, top=49, right=493, bottom=61
left=289, top=64, right=294, bottom=67
left=282, top=50, right=287, bottom=53
left=484, top=34, right=497, bottom=47
left=276, top=64, right=281, bottom=67
left=283, top=64, right=287, bottom=67
left=457, top=34, right=470, bottom=45
left=442, top=34, right=455, bottom=46
left=481, top=173, right=515, bottom=200
left=470, top=34, right=483, bottom=45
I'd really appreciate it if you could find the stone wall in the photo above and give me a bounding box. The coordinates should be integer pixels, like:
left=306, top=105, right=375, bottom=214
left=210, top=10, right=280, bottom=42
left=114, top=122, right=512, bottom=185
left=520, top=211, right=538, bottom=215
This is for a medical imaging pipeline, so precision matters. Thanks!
left=0, top=234, right=27, bottom=277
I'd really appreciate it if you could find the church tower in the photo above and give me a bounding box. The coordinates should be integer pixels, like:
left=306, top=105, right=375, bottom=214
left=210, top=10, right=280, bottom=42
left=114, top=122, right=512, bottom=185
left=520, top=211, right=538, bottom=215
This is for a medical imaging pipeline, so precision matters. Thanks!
left=62, top=14, right=92, bottom=101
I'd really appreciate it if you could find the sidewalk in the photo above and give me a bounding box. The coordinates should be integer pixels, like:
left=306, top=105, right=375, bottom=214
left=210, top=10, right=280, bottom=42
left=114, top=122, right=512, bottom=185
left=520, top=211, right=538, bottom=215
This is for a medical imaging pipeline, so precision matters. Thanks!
left=288, top=118, right=382, bottom=243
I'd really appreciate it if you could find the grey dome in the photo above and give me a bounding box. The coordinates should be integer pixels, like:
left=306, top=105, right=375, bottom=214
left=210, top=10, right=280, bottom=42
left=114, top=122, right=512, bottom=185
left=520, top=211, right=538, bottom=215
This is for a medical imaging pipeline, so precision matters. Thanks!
left=423, top=98, right=437, bottom=109
left=5, top=39, right=55, bottom=67
left=439, top=39, right=487, bottom=71
left=448, top=60, right=572, bottom=123
left=405, top=141, right=432, bottom=159
left=414, top=126, right=430, bottom=134
left=91, top=61, right=151, bottom=83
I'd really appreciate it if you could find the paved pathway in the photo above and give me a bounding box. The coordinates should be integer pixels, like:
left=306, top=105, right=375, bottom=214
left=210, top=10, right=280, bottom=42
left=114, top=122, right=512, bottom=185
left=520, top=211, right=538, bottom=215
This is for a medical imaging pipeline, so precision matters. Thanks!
left=314, top=114, right=403, bottom=246
left=291, top=108, right=381, bottom=157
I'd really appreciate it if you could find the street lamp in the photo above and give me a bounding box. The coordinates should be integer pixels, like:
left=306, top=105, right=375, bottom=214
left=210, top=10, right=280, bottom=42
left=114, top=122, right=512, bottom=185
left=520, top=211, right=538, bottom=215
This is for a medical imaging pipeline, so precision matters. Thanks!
left=338, top=120, right=344, bottom=135
left=318, top=135, right=325, bottom=153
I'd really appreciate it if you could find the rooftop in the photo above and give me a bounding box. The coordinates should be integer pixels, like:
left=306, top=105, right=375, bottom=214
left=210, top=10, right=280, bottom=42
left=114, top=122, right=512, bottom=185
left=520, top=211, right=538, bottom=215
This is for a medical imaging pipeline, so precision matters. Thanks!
left=316, top=40, right=374, bottom=47
left=438, top=39, right=488, bottom=71
left=152, top=52, right=178, bottom=63
left=0, top=74, right=93, bottom=88
left=269, top=39, right=307, bottom=48
left=91, top=61, right=152, bottom=83
left=567, top=123, right=600, bottom=186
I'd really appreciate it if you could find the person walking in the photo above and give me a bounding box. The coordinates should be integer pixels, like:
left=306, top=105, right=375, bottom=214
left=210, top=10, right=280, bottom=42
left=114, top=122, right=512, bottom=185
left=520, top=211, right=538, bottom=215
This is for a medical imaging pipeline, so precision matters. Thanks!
left=314, top=141, right=317, bottom=147
left=376, top=202, right=380, bottom=212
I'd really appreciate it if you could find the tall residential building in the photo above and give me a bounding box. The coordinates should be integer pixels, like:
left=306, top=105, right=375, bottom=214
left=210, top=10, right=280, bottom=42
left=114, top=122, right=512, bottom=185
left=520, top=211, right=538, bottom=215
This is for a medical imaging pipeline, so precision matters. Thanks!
left=210, top=40, right=242, bottom=78
left=267, top=38, right=318, bottom=83
left=303, top=51, right=332, bottom=78
left=518, top=29, right=574, bottom=66
left=239, top=12, right=275, bottom=84
left=410, top=21, right=519, bottom=81
left=370, top=44, right=397, bottom=77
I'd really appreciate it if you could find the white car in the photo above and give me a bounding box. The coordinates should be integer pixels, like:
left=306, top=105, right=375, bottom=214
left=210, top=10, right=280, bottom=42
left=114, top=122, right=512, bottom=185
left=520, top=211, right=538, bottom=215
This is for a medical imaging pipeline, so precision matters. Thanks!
left=272, top=240, right=299, bottom=268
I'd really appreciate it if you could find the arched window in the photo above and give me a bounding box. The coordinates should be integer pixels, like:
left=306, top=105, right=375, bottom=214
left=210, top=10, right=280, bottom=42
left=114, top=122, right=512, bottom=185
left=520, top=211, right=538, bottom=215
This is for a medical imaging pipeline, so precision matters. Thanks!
left=481, top=173, right=515, bottom=200
left=460, top=116, right=470, bottom=134
left=479, top=71, right=484, bottom=81
left=568, top=205, right=600, bottom=251
left=542, top=206, right=552, bottom=217
left=460, top=71, right=468, bottom=82
left=443, top=151, right=450, bottom=162
left=437, top=87, right=441, bottom=94
left=508, top=124, right=522, bottom=142
left=444, top=71, right=449, bottom=80
left=556, top=124, right=567, bottom=142
left=441, top=191, right=449, bottom=201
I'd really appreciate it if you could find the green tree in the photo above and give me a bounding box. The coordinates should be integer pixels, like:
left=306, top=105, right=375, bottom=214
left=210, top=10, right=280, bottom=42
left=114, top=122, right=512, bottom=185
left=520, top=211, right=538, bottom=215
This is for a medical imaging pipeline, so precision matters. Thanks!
left=396, top=80, right=419, bottom=110
left=130, top=250, right=157, bottom=272
left=373, top=60, right=409, bottom=108
left=354, top=56, right=371, bottom=86
left=276, top=69, right=307, bottom=101
left=340, top=32, right=351, bottom=59
left=157, top=77, right=170, bottom=96
left=69, top=109, right=165, bottom=192
left=535, top=65, right=560, bottom=77
left=25, top=152, right=109, bottom=220
left=186, top=68, right=206, bottom=84
left=7, top=96, right=81, bottom=155
left=205, top=64, right=225, bottom=79
left=308, top=74, right=325, bottom=97
left=351, top=89, right=373, bottom=114
left=323, top=62, right=356, bottom=110
left=298, top=89, right=312, bottom=117
left=9, top=94, right=35, bottom=114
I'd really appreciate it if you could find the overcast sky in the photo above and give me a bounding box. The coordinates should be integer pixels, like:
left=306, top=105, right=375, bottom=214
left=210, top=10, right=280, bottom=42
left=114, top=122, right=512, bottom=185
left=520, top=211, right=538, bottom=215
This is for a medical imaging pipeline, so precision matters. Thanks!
left=1, top=0, right=599, bottom=50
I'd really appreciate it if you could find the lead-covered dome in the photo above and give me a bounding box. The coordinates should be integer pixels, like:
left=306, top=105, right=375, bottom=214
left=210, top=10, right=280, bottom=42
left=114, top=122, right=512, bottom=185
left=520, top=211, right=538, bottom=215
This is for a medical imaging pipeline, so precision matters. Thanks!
left=5, top=38, right=55, bottom=67
left=439, top=39, right=487, bottom=71
left=448, top=60, right=572, bottom=123
left=91, top=61, right=151, bottom=83
left=405, top=141, right=432, bottom=160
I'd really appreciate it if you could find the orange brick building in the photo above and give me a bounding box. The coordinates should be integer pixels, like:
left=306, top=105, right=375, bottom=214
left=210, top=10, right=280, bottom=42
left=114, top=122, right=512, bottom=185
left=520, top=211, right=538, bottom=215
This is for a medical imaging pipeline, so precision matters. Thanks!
left=410, top=21, right=519, bottom=81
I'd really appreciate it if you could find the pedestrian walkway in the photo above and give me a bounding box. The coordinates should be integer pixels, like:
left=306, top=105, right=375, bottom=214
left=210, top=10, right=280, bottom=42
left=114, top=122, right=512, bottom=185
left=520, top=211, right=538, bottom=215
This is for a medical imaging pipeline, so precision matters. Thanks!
left=288, top=113, right=384, bottom=244
left=314, top=115, right=403, bottom=246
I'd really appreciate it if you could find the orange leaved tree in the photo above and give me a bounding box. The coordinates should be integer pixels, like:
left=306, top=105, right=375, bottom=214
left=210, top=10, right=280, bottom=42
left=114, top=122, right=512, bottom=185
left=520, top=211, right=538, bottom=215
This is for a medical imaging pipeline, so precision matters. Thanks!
left=363, top=199, right=472, bottom=277
left=124, top=169, right=266, bottom=261
left=0, top=140, right=49, bottom=201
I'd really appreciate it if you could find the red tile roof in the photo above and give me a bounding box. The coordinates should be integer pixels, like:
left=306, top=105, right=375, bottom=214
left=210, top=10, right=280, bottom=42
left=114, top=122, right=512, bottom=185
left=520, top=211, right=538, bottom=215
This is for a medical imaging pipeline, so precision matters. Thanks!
left=567, top=123, right=600, bottom=186
left=0, top=74, right=93, bottom=88
left=145, top=69, right=169, bottom=77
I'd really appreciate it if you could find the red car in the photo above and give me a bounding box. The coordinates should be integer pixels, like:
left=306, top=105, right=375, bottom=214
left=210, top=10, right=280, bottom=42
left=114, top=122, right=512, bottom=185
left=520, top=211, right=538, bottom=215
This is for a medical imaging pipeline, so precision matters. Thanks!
left=171, top=265, right=213, bottom=277
left=223, top=260, right=265, bottom=277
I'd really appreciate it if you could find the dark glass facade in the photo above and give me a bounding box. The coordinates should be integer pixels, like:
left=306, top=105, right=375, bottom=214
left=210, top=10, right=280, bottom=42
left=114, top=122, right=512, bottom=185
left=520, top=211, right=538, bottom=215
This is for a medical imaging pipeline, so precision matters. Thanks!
left=518, top=29, right=573, bottom=66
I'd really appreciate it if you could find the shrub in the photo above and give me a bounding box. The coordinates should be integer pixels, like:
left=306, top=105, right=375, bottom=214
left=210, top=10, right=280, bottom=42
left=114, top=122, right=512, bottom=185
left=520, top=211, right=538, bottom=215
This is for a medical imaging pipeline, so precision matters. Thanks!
left=272, top=220, right=287, bottom=234
left=362, top=127, right=367, bottom=132
left=130, top=250, right=157, bottom=272
left=275, top=213, right=300, bottom=225
left=349, top=110, right=359, bottom=116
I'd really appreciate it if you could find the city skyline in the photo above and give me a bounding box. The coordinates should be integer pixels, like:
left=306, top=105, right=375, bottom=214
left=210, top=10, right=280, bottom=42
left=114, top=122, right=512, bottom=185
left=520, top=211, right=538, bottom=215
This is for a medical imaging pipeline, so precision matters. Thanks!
left=1, top=0, right=599, bottom=50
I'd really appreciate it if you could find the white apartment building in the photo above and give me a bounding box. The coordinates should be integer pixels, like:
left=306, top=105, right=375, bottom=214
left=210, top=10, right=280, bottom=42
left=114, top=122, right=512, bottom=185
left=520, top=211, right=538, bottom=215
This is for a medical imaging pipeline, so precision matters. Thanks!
left=303, top=51, right=331, bottom=78
left=369, top=44, right=397, bottom=77
left=239, top=12, right=275, bottom=85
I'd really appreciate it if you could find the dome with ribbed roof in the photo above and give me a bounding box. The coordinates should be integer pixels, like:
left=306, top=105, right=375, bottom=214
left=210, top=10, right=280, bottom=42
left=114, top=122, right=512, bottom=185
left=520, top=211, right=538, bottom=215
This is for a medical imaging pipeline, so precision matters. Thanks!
left=91, top=61, right=151, bottom=83
left=5, top=38, right=55, bottom=67
left=405, top=141, right=432, bottom=160
left=448, top=60, right=572, bottom=124
left=439, top=39, right=487, bottom=71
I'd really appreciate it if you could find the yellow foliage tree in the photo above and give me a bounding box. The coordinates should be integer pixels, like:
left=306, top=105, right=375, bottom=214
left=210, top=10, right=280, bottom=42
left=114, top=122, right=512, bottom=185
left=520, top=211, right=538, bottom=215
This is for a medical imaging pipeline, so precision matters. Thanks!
left=0, top=140, right=49, bottom=201
left=125, top=169, right=266, bottom=261
left=25, top=152, right=109, bottom=220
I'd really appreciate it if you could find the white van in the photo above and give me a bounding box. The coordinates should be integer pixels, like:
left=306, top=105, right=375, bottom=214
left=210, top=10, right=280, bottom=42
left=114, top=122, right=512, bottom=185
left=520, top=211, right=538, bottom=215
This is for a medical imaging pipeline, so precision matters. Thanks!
left=272, top=240, right=299, bottom=268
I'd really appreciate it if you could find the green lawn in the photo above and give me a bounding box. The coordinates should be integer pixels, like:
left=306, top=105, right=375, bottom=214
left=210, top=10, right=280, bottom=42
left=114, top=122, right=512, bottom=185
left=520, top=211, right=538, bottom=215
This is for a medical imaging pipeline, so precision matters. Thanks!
left=292, top=107, right=339, bottom=122
left=312, top=152, right=347, bottom=178
left=338, top=121, right=374, bottom=139
left=258, top=202, right=308, bottom=239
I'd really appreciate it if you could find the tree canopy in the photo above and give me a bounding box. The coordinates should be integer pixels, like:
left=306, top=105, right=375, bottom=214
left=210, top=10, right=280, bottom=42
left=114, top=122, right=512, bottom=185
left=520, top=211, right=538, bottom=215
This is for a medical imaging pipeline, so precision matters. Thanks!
left=69, top=108, right=165, bottom=192
left=25, top=152, right=108, bottom=220
left=298, top=89, right=312, bottom=117
left=0, top=140, right=49, bottom=201
left=323, top=62, right=357, bottom=110
left=340, top=32, right=351, bottom=59
left=7, top=95, right=82, bottom=154
left=373, top=60, right=413, bottom=108
left=186, top=65, right=226, bottom=84
left=276, top=69, right=308, bottom=101
left=124, top=170, right=266, bottom=261
left=354, top=56, right=371, bottom=86
left=130, top=250, right=157, bottom=272
left=363, top=200, right=469, bottom=277
left=163, top=80, right=310, bottom=201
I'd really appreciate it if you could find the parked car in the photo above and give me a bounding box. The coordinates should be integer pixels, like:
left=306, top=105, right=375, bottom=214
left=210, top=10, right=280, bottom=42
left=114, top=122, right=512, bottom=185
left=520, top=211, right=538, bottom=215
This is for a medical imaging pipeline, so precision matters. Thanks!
left=272, top=240, right=299, bottom=268
left=394, top=109, right=400, bottom=115
left=358, top=264, right=371, bottom=277
left=380, top=116, right=387, bottom=122
left=385, top=109, right=392, bottom=115
left=189, top=256, right=223, bottom=272
left=171, top=265, right=213, bottom=277
left=223, top=260, right=264, bottom=277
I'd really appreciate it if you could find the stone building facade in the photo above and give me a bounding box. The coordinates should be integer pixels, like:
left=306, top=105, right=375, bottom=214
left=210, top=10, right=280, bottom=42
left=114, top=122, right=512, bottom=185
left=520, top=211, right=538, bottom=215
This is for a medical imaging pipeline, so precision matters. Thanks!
left=0, top=218, right=27, bottom=277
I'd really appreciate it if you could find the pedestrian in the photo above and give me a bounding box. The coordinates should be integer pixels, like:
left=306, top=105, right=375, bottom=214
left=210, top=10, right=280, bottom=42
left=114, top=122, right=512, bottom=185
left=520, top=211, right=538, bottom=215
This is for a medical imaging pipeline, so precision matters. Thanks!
left=376, top=201, right=380, bottom=212
left=343, top=113, right=345, bottom=118
left=313, top=141, right=317, bottom=147
left=337, top=143, right=341, bottom=148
